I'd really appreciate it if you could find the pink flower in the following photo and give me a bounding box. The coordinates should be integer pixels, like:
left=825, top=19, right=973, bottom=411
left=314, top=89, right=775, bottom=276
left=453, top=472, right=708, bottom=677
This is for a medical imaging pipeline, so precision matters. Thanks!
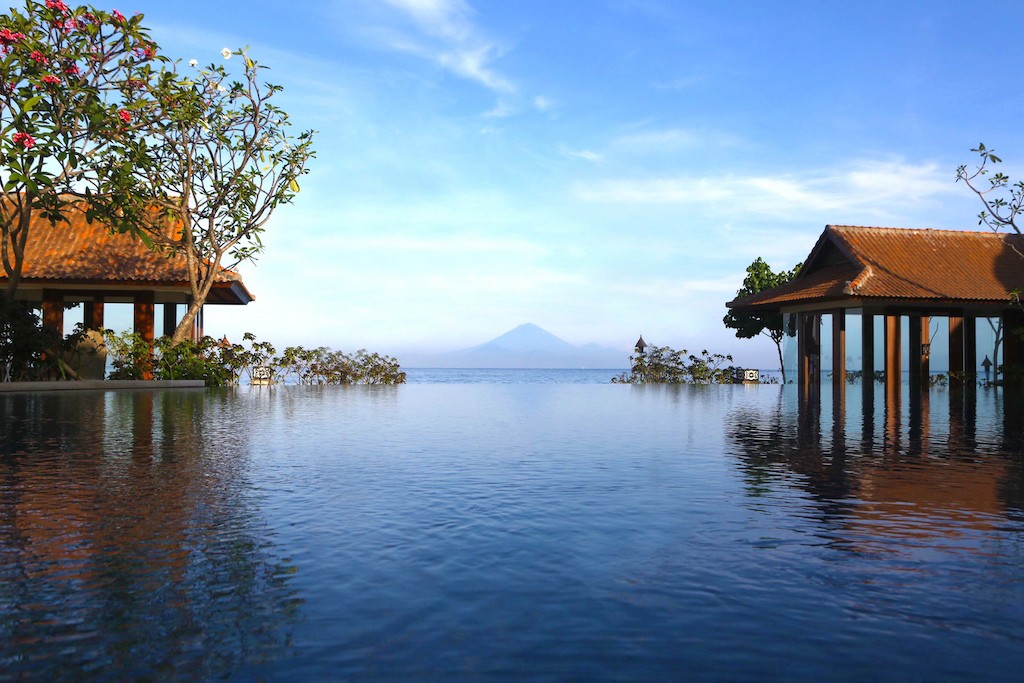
left=12, top=132, right=35, bottom=149
left=0, top=29, right=25, bottom=46
left=117, top=108, right=131, bottom=123
left=111, top=9, right=125, bottom=23
left=41, top=74, right=60, bottom=85
left=29, top=50, right=48, bottom=64
left=64, top=64, right=80, bottom=76
left=46, top=0, right=69, bottom=13
left=132, top=42, right=156, bottom=60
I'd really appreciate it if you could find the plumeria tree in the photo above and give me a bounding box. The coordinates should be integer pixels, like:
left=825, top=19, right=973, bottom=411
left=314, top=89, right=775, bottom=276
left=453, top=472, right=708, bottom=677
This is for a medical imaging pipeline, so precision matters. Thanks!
left=123, top=47, right=314, bottom=344
left=0, top=0, right=167, bottom=301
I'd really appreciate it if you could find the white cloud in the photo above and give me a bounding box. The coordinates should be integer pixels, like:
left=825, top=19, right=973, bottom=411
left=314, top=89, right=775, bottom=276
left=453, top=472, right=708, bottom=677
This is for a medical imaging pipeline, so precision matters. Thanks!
left=560, top=145, right=602, bottom=162
left=611, top=127, right=742, bottom=151
left=533, top=95, right=554, bottom=111
left=370, top=0, right=515, bottom=94
left=574, top=159, right=955, bottom=219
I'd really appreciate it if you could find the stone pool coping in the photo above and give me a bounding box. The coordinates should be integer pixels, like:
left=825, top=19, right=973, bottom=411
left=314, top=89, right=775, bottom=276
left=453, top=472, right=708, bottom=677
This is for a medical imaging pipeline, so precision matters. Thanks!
left=0, top=380, right=205, bottom=393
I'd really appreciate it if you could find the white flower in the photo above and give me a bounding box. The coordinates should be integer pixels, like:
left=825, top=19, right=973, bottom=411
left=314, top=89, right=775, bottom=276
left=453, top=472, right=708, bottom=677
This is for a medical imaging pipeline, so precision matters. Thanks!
left=217, top=85, right=226, bottom=93
left=221, top=48, right=231, bottom=60
left=188, top=59, right=198, bottom=68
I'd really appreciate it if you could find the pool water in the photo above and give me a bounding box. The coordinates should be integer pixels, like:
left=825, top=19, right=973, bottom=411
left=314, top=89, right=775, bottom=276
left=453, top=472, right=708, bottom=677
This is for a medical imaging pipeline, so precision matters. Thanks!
left=2, top=383, right=1024, bottom=681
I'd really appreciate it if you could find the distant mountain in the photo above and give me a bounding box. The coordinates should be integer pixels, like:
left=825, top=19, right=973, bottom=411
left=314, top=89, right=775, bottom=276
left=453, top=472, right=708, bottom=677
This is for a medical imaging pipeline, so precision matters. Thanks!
left=399, top=323, right=629, bottom=369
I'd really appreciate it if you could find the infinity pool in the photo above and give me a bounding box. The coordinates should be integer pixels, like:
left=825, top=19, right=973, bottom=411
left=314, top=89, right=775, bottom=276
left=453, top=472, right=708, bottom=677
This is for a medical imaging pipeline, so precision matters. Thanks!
left=2, top=383, right=1023, bottom=680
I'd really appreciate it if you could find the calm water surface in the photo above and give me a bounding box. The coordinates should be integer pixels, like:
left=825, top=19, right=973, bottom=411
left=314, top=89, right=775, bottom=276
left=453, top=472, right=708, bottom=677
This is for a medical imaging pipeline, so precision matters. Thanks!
left=2, top=379, right=1024, bottom=681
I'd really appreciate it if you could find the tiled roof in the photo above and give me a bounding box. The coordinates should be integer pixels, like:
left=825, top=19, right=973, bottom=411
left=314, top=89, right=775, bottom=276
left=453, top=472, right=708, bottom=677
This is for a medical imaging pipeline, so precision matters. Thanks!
left=1, top=197, right=253, bottom=303
left=729, top=225, right=1024, bottom=311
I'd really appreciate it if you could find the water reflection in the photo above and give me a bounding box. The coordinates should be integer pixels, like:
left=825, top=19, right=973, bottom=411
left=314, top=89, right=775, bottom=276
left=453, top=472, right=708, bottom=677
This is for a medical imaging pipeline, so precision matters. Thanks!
left=728, top=384, right=1024, bottom=553
left=0, top=390, right=301, bottom=680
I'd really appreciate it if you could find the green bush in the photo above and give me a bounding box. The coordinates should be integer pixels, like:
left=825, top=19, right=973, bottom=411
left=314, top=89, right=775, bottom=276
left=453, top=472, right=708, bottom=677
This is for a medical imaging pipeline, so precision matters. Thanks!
left=104, top=330, right=406, bottom=386
left=612, top=345, right=737, bottom=384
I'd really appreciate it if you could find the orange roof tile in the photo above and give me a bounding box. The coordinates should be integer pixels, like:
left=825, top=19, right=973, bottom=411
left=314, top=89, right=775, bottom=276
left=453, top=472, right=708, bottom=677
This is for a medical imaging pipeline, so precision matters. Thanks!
left=1, top=197, right=253, bottom=304
left=729, top=225, right=1024, bottom=311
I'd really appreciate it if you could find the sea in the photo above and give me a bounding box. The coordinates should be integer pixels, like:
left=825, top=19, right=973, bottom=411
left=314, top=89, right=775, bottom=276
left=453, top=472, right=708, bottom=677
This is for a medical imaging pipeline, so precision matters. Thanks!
left=404, top=367, right=629, bottom=384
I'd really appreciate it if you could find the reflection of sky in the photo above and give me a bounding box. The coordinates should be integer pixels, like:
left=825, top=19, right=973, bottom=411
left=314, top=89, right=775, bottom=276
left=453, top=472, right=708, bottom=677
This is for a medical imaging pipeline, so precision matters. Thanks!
left=4, top=384, right=1024, bottom=679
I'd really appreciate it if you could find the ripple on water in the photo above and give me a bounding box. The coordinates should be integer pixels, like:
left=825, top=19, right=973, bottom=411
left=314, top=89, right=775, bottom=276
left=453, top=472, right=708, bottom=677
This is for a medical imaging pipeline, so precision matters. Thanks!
left=2, top=383, right=1024, bottom=680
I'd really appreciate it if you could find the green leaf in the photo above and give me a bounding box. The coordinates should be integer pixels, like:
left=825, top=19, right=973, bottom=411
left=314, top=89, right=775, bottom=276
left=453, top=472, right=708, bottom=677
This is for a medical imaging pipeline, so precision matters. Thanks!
left=21, top=95, right=42, bottom=113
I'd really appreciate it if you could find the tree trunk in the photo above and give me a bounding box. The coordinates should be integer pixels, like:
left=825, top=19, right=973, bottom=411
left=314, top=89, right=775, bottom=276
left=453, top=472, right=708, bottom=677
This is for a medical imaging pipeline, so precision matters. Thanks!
left=776, top=339, right=787, bottom=385
left=170, top=257, right=218, bottom=345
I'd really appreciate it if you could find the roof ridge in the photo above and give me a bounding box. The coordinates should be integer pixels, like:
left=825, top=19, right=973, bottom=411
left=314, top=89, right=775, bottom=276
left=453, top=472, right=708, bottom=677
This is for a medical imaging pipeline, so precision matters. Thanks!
left=829, top=224, right=1017, bottom=237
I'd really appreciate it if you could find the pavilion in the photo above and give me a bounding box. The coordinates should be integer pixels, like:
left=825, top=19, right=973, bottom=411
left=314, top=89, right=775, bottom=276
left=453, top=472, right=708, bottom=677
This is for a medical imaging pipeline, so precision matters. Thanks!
left=1, top=199, right=253, bottom=343
left=726, top=225, right=1024, bottom=403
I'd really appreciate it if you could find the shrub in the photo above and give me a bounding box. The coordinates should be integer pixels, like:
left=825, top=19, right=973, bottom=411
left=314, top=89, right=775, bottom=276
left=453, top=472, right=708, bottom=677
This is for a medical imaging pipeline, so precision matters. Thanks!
left=612, top=345, right=737, bottom=384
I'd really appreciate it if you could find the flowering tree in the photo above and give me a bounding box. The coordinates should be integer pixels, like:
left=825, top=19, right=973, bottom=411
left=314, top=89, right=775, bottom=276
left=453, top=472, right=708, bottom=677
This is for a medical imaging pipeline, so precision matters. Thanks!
left=123, top=48, right=314, bottom=344
left=0, top=1, right=166, bottom=301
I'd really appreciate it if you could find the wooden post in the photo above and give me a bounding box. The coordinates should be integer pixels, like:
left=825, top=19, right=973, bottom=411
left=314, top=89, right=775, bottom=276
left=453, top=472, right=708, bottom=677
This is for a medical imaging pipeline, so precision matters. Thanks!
left=1002, top=309, right=1024, bottom=378
left=909, top=315, right=922, bottom=389
left=41, top=289, right=63, bottom=336
left=920, top=315, right=931, bottom=386
left=862, top=312, right=875, bottom=402
left=83, top=296, right=104, bottom=330
left=134, top=291, right=155, bottom=380
left=964, top=315, right=977, bottom=376
left=832, top=309, right=846, bottom=408
left=798, top=311, right=820, bottom=404
left=949, top=315, right=964, bottom=379
left=885, top=314, right=901, bottom=406
left=162, top=303, right=177, bottom=338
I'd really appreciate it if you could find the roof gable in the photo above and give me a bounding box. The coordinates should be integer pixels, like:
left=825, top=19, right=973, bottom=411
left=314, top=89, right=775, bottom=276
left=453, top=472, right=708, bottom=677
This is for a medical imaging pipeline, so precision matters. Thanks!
left=729, top=225, right=1024, bottom=311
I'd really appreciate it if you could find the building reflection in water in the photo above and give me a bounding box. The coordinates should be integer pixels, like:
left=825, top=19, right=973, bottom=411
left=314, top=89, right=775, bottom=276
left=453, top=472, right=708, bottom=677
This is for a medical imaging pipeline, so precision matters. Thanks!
left=0, top=389, right=301, bottom=679
left=727, top=382, right=1024, bottom=554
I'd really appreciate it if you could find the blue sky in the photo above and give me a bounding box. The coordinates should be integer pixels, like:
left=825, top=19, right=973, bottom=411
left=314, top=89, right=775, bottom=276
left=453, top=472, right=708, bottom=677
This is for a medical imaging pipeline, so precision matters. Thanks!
left=96, top=0, right=1024, bottom=366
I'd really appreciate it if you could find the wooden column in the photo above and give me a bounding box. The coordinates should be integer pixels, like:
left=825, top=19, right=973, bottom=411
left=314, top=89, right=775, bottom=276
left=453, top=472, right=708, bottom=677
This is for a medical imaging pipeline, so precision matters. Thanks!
left=163, top=303, right=178, bottom=339
left=1002, top=309, right=1024, bottom=377
left=798, top=312, right=820, bottom=404
left=964, top=315, right=977, bottom=376
left=920, top=316, right=931, bottom=384
left=949, top=315, right=964, bottom=378
left=885, top=314, right=901, bottom=405
left=832, top=309, right=846, bottom=408
left=41, top=289, right=63, bottom=336
left=134, top=291, right=155, bottom=343
left=862, top=312, right=875, bottom=400
left=134, top=291, right=155, bottom=381
left=83, top=296, right=104, bottom=330
left=908, top=315, right=925, bottom=388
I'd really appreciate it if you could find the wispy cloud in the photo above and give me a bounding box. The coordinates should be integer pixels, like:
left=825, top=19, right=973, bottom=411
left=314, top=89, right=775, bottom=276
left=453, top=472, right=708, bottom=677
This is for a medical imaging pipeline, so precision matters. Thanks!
left=574, top=159, right=954, bottom=218
left=370, top=0, right=515, bottom=93
left=612, top=127, right=742, bottom=151
left=560, top=145, right=602, bottom=162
